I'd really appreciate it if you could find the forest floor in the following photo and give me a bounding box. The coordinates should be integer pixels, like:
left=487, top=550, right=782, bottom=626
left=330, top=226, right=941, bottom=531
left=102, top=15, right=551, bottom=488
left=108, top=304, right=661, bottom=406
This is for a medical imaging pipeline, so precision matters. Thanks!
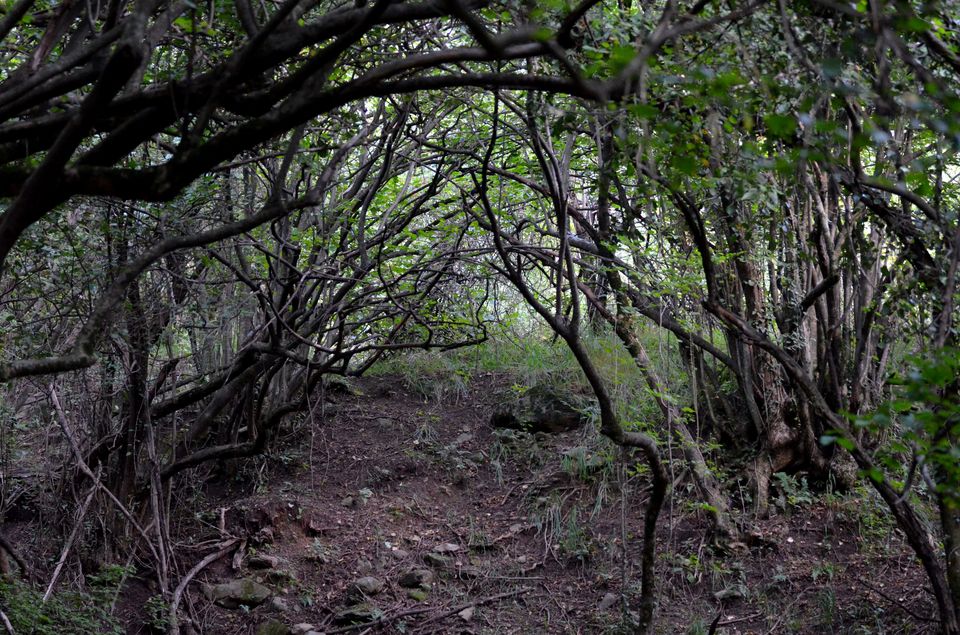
left=118, top=372, right=936, bottom=635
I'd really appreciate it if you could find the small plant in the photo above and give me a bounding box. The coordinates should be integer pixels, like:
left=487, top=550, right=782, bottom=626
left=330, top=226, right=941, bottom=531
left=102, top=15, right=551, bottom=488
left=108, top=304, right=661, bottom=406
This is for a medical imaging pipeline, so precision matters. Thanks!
left=144, top=594, right=170, bottom=632
left=811, top=562, right=837, bottom=583
left=772, top=472, right=814, bottom=509
left=667, top=552, right=703, bottom=584
left=413, top=420, right=439, bottom=448
left=815, top=587, right=837, bottom=626
left=561, top=445, right=613, bottom=483
left=467, top=516, right=493, bottom=550
left=772, top=564, right=789, bottom=584
left=558, top=507, right=594, bottom=563
left=531, top=499, right=595, bottom=565
left=837, top=487, right=894, bottom=547
left=509, top=383, right=529, bottom=398
left=489, top=427, right=544, bottom=473
left=709, top=559, right=736, bottom=589
left=299, top=588, right=317, bottom=607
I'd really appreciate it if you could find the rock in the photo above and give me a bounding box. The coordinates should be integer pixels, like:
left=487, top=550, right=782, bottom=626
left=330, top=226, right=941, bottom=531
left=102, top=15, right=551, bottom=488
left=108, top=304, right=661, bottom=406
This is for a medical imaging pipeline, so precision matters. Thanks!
left=249, top=554, right=282, bottom=569
left=269, top=596, right=293, bottom=613
left=341, top=496, right=356, bottom=508
left=490, top=384, right=591, bottom=434
left=368, top=467, right=393, bottom=484
left=356, top=559, right=374, bottom=574
left=352, top=576, right=385, bottom=597
left=492, top=428, right=524, bottom=444
left=391, top=548, right=410, bottom=560
left=433, top=542, right=460, bottom=553
left=458, top=606, right=475, bottom=621
left=256, top=619, right=290, bottom=635
left=204, top=578, right=272, bottom=609
left=407, top=588, right=429, bottom=601
left=598, top=592, right=618, bottom=611
left=713, top=584, right=748, bottom=601
left=450, top=432, right=474, bottom=448
left=398, top=568, right=434, bottom=588
left=290, top=625, right=316, bottom=635
left=333, top=603, right=382, bottom=625
left=423, top=552, right=451, bottom=568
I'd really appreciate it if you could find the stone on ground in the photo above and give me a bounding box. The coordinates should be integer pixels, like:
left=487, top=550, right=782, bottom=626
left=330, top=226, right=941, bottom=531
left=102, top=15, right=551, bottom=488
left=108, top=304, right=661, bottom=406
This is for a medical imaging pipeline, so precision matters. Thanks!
left=204, top=578, right=272, bottom=609
left=398, top=568, right=434, bottom=588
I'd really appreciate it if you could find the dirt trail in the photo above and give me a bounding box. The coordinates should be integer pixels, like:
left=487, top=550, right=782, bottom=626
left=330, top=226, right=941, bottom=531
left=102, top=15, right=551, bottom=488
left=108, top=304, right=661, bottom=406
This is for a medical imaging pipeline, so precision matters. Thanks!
left=152, top=373, right=937, bottom=635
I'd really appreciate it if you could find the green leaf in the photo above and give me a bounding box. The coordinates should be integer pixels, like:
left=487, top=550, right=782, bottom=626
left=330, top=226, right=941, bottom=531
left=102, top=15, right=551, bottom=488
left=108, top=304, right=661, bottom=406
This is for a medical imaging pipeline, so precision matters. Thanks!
left=628, top=103, right=659, bottom=119
left=892, top=399, right=913, bottom=413
left=764, top=114, right=796, bottom=139
left=671, top=154, right=699, bottom=176
left=899, top=16, right=930, bottom=33
left=608, top=45, right=636, bottom=73
left=532, top=27, right=553, bottom=43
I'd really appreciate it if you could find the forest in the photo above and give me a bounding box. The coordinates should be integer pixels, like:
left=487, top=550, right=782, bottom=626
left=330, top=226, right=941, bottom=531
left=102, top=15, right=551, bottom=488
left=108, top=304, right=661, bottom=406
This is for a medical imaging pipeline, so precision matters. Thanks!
left=0, top=0, right=958, bottom=633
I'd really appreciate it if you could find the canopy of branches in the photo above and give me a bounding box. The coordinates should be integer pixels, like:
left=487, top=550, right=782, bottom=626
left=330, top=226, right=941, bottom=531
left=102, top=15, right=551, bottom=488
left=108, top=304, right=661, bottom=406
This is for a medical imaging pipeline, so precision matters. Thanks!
left=1, top=0, right=959, bottom=632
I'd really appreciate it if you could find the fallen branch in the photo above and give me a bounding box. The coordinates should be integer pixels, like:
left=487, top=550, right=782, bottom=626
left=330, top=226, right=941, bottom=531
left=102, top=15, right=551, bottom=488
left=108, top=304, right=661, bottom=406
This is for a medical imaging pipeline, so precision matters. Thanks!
left=321, top=587, right=533, bottom=635
left=854, top=577, right=937, bottom=623
left=168, top=538, right=241, bottom=635
left=43, top=481, right=99, bottom=601
left=414, top=587, right=533, bottom=628
left=320, top=606, right=433, bottom=635
left=707, top=611, right=763, bottom=633
left=0, top=609, right=14, bottom=634
left=0, top=532, right=29, bottom=580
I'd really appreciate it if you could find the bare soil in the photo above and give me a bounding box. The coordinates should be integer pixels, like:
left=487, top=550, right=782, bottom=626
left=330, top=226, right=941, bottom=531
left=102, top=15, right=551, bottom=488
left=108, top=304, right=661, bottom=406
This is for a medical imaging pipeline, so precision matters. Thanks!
left=120, top=372, right=937, bottom=634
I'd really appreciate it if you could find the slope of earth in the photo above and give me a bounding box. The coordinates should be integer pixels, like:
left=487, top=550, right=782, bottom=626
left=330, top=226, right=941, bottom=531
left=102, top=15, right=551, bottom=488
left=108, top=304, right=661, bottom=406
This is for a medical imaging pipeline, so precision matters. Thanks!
left=139, top=372, right=938, bottom=635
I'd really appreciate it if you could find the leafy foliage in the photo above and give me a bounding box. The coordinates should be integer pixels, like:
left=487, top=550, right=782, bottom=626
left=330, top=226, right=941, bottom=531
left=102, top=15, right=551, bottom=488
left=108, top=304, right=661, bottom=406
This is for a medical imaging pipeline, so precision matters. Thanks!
left=856, top=348, right=960, bottom=507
